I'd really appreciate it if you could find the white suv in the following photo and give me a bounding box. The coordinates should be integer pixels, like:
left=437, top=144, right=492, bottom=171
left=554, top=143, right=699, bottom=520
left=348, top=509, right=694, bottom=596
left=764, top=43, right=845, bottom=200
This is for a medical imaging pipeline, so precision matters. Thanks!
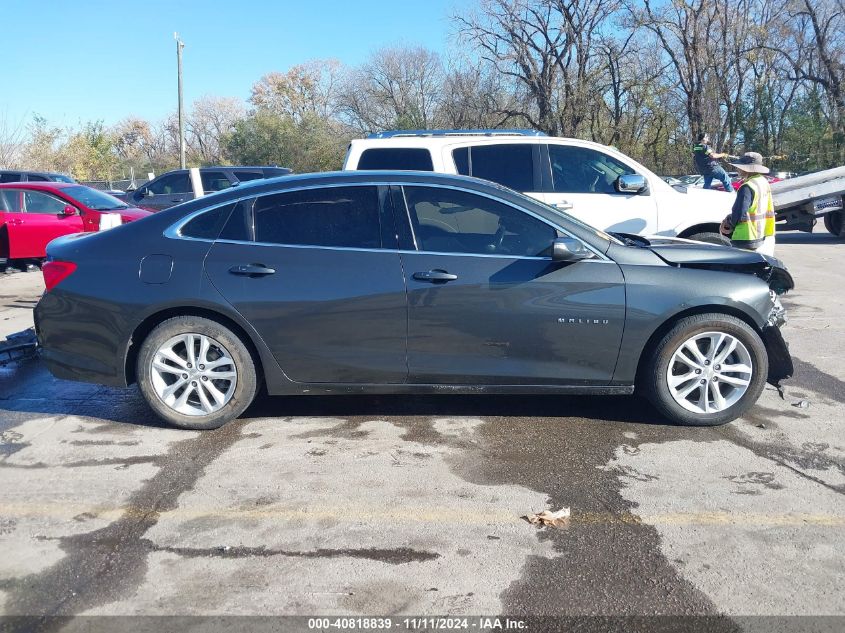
left=343, top=130, right=733, bottom=242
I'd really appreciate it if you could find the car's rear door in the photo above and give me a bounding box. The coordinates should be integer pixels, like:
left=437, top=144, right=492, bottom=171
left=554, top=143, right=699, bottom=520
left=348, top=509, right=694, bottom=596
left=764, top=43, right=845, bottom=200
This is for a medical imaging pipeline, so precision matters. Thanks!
left=203, top=184, right=408, bottom=384
left=393, top=183, right=626, bottom=385
left=2, top=189, right=84, bottom=258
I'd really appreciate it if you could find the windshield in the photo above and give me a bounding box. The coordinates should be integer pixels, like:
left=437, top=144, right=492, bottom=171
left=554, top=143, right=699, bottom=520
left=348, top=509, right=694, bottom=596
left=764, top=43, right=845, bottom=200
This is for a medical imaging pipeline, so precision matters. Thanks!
left=64, top=185, right=129, bottom=210
left=52, top=174, right=76, bottom=183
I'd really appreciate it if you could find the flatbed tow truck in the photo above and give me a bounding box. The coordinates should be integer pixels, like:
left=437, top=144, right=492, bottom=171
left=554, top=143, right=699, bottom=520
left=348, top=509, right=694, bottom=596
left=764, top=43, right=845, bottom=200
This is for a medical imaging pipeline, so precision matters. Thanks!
left=772, top=166, right=845, bottom=237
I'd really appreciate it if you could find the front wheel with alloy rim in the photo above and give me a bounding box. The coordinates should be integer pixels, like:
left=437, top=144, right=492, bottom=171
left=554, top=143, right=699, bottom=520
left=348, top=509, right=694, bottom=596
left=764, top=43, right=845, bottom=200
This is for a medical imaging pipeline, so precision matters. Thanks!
left=641, top=313, right=768, bottom=426
left=137, top=316, right=257, bottom=429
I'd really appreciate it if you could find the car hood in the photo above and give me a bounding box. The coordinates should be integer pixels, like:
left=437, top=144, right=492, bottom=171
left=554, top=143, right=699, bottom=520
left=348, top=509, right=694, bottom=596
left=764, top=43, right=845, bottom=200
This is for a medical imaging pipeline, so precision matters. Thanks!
left=117, top=207, right=153, bottom=222
left=620, top=234, right=795, bottom=294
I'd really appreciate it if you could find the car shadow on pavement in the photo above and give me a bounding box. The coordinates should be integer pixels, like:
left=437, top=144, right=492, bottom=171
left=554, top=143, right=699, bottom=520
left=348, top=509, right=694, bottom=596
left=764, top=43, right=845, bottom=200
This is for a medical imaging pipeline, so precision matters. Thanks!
left=1, top=359, right=670, bottom=429
left=243, top=392, right=669, bottom=426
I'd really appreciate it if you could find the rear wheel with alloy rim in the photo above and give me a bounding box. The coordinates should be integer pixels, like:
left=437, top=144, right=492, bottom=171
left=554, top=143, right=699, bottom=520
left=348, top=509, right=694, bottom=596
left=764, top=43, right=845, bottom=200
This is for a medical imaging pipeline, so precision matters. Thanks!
left=642, top=314, right=768, bottom=426
left=137, top=316, right=257, bottom=429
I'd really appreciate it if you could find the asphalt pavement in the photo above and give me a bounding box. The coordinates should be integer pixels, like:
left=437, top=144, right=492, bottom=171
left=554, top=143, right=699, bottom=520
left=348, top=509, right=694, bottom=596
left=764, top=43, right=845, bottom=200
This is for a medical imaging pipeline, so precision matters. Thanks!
left=0, top=229, right=842, bottom=632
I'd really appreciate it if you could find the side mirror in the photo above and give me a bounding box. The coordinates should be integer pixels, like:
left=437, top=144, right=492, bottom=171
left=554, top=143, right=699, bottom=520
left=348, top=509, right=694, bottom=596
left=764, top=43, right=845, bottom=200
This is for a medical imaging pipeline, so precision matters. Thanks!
left=616, top=174, right=647, bottom=194
left=144, top=188, right=155, bottom=198
left=62, top=205, right=76, bottom=216
left=552, top=237, right=592, bottom=262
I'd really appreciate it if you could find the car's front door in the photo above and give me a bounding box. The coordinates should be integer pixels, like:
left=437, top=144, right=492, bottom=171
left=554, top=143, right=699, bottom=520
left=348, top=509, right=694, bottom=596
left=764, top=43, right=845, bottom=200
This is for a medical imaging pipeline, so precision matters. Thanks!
left=137, top=172, right=193, bottom=210
left=541, top=143, right=658, bottom=235
left=0, top=189, right=84, bottom=258
left=203, top=185, right=408, bottom=384
left=394, top=184, right=626, bottom=385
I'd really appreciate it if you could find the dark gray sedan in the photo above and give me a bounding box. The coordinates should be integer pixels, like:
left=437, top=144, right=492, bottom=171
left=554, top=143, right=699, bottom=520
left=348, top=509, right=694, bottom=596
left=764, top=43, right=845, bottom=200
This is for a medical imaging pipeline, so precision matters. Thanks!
left=34, top=171, right=793, bottom=429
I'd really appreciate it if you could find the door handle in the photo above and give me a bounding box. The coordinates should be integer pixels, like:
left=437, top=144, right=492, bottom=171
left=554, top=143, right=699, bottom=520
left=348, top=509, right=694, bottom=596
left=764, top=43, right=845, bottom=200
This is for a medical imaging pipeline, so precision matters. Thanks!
left=553, top=201, right=573, bottom=211
left=413, top=270, right=458, bottom=282
left=171, top=198, right=185, bottom=203
left=9, top=219, right=24, bottom=225
left=229, top=264, right=276, bottom=276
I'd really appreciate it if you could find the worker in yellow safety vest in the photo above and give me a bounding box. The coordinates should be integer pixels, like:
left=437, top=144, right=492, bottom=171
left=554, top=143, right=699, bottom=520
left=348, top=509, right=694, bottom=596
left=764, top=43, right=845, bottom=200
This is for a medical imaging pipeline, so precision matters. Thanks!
left=719, top=152, right=776, bottom=255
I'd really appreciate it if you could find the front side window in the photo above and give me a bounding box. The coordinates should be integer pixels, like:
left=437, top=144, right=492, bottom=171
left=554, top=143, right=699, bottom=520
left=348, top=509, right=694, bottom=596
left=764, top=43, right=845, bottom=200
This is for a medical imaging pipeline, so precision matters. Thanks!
left=201, top=171, right=232, bottom=193
left=253, top=186, right=381, bottom=249
left=27, top=174, right=49, bottom=182
left=452, top=144, right=535, bottom=192
left=23, top=191, right=69, bottom=214
left=548, top=144, right=636, bottom=194
left=402, top=186, right=556, bottom=257
left=358, top=148, right=434, bottom=171
left=148, top=173, right=191, bottom=195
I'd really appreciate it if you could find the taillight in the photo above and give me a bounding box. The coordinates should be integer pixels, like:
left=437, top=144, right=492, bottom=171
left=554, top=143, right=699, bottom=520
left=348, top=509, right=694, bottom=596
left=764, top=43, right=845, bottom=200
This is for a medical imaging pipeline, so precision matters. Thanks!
left=42, top=261, right=77, bottom=292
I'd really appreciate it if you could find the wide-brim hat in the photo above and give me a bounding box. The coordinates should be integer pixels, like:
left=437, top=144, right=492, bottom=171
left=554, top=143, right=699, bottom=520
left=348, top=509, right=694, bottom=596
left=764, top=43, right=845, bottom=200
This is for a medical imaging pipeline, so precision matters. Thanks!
left=729, top=152, right=769, bottom=174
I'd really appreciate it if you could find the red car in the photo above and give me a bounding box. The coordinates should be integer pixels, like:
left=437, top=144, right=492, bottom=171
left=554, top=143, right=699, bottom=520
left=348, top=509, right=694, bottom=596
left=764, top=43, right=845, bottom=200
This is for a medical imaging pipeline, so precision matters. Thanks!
left=712, top=175, right=783, bottom=192
left=0, top=182, right=152, bottom=263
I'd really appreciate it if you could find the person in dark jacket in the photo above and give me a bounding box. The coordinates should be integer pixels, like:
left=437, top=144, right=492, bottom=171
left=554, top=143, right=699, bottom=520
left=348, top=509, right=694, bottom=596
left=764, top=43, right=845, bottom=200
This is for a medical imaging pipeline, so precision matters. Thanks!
left=719, top=152, right=776, bottom=255
left=693, top=133, right=733, bottom=191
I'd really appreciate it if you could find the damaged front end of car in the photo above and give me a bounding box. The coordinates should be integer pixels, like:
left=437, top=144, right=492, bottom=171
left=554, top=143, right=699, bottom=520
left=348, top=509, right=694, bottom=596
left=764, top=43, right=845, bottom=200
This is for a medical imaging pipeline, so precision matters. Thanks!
left=645, top=241, right=796, bottom=388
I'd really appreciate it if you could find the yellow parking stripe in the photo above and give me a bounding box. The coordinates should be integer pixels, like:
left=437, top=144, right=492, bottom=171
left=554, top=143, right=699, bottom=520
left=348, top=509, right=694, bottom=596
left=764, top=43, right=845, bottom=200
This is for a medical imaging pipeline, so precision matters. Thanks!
left=0, top=503, right=842, bottom=527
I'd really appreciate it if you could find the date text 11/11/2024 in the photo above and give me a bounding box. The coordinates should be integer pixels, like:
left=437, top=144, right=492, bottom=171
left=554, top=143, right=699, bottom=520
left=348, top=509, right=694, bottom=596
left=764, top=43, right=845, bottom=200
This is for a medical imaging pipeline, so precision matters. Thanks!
left=307, top=617, right=528, bottom=630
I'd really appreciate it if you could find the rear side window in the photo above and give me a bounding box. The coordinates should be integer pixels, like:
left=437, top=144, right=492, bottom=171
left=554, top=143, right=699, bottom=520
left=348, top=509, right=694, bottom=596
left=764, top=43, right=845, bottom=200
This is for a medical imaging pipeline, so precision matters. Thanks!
left=233, top=171, right=264, bottom=182
left=200, top=171, right=232, bottom=193
left=180, top=203, right=236, bottom=240
left=358, top=148, right=434, bottom=171
left=452, top=144, right=535, bottom=192
left=0, top=173, right=23, bottom=183
left=0, top=189, right=23, bottom=211
left=253, top=186, right=381, bottom=249
left=219, top=200, right=253, bottom=241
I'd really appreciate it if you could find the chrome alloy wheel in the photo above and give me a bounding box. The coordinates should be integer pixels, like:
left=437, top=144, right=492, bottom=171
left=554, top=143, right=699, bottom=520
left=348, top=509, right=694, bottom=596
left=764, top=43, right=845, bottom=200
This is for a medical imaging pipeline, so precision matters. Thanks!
left=150, top=333, right=237, bottom=416
left=666, top=331, right=754, bottom=415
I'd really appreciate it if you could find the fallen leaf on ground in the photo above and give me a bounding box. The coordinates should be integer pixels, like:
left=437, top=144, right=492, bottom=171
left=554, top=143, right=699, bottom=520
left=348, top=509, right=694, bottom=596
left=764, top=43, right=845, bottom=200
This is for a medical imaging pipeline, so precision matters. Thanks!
left=524, top=508, right=571, bottom=527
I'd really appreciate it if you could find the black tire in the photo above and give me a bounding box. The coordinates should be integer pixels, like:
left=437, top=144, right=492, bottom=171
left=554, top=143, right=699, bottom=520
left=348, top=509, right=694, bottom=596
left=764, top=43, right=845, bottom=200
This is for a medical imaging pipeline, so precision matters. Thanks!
left=136, top=316, right=257, bottom=430
left=685, top=231, right=729, bottom=246
left=823, top=210, right=844, bottom=238
left=640, top=313, right=768, bottom=426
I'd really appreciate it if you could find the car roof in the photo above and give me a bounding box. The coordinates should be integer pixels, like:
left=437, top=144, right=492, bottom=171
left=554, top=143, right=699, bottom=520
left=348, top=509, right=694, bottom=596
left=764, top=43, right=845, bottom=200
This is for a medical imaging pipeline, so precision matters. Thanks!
left=155, top=166, right=289, bottom=173
left=0, top=181, right=77, bottom=190
left=349, top=134, right=625, bottom=155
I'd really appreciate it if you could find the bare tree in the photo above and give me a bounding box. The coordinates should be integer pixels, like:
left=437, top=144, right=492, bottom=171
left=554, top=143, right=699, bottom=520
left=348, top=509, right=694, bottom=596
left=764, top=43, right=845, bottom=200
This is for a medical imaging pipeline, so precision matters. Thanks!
left=455, top=0, right=621, bottom=136
left=0, top=109, right=27, bottom=168
left=630, top=0, right=725, bottom=142
left=251, top=59, right=343, bottom=121
left=186, top=96, right=246, bottom=164
left=774, top=0, right=844, bottom=133
left=337, top=46, right=444, bottom=132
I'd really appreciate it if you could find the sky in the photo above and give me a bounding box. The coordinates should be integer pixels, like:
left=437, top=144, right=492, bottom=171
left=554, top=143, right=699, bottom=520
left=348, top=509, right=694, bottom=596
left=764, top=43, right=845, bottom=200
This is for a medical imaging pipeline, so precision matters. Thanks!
left=3, top=0, right=459, bottom=130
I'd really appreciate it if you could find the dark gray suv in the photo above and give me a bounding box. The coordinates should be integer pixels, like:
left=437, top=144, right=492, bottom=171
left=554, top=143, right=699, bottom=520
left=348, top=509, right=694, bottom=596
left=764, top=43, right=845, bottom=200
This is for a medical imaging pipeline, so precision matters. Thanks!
left=34, top=171, right=793, bottom=430
left=0, top=170, right=75, bottom=184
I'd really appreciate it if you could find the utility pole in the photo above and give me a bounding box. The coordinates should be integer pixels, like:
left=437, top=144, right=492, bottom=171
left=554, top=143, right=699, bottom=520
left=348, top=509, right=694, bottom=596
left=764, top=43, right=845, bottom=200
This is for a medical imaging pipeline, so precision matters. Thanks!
left=174, top=32, right=186, bottom=169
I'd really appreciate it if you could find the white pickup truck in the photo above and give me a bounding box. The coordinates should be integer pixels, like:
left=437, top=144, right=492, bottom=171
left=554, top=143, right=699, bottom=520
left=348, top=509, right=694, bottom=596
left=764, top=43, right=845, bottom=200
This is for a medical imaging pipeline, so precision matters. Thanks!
left=343, top=130, right=734, bottom=243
